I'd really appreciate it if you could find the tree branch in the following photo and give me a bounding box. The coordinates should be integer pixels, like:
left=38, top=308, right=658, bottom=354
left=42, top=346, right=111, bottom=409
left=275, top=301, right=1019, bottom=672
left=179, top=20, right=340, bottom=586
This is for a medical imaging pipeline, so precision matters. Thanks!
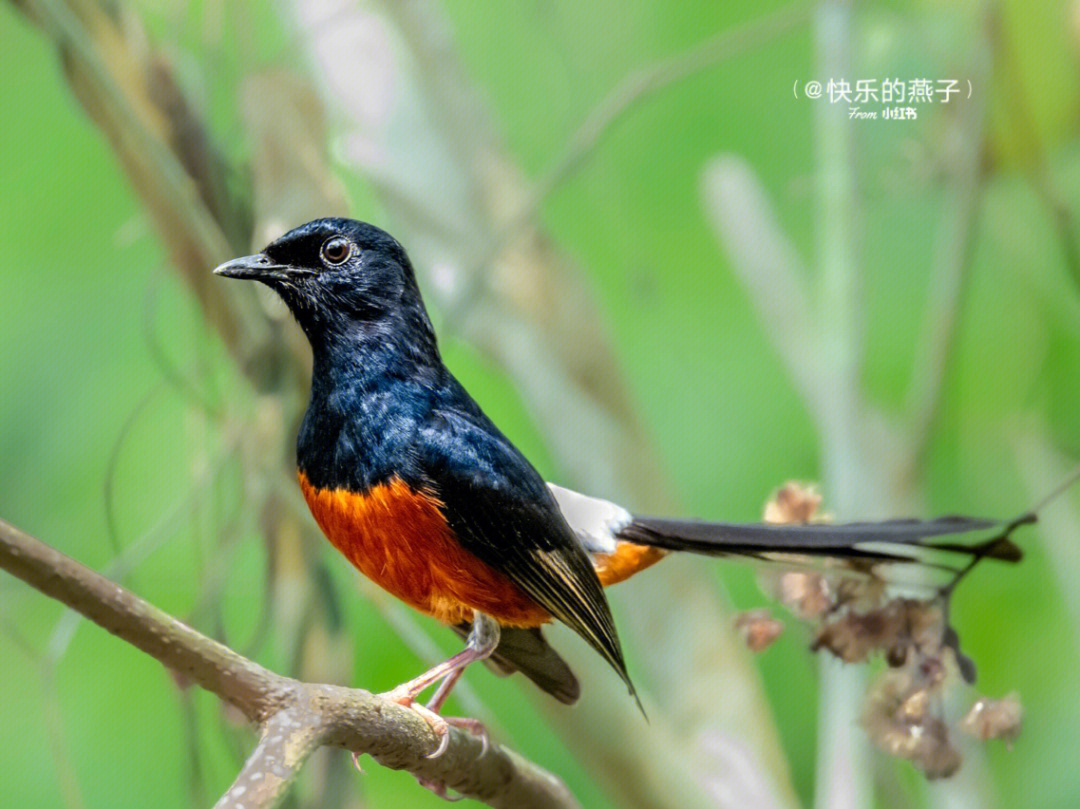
left=0, top=518, right=580, bottom=809
left=215, top=707, right=329, bottom=809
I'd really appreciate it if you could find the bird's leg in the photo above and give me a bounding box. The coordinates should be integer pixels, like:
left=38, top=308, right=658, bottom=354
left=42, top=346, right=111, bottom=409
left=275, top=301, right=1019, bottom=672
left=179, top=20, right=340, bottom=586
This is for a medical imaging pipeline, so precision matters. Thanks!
left=424, top=666, right=490, bottom=755
left=381, top=648, right=477, bottom=704
left=425, top=664, right=466, bottom=714
left=383, top=611, right=500, bottom=703
left=380, top=611, right=499, bottom=759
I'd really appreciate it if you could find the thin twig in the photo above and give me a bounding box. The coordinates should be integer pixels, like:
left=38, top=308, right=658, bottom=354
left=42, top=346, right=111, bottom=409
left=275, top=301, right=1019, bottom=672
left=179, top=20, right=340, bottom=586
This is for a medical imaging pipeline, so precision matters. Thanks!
left=46, top=437, right=240, bottom=665
left=10, top=0, right=287, bottom=387
left=1013, top=432, right=1080, bottom=644
left=1, top=519, right=281, bottom=718
left=0, top=624, right=88, bottom=809
left=22, top=0, right=234, bottom=269
left=102, top=382, right=165, bottom=560
left=700, top=155, right=822, bottom=414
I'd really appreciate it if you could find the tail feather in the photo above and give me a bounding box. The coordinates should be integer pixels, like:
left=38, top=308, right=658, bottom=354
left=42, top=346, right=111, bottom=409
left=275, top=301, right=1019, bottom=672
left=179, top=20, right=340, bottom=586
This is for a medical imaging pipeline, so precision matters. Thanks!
left=546, top=480, right=1032, bottom=588
left=617, top=514, right=1028, bottom=566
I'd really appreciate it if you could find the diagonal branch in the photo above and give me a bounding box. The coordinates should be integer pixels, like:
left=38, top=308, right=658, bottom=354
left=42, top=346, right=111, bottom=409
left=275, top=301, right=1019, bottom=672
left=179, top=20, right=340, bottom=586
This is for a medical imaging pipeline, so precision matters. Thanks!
left=0, top=518, right=580, bottom=809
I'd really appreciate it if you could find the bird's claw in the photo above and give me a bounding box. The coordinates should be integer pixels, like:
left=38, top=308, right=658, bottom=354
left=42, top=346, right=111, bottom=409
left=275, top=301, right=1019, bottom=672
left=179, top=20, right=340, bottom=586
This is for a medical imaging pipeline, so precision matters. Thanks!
left=380, top=690, right=451, bottom=757
left=420, top=712, right=490, bottom=759
left=380, top=688, right=490, bottom=759
left=418, top=778, right=464, bottom=801
left=442, top=716, right=490, bottom=756
left=414, top=703, right=454, bottom=759
left=350, top=751, right=365, bottom=774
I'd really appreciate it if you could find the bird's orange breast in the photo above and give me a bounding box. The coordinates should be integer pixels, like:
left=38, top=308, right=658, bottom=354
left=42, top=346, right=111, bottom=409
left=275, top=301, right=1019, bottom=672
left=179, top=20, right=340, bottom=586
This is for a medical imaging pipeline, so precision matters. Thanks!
left=298, top=471, right=551, bottom=627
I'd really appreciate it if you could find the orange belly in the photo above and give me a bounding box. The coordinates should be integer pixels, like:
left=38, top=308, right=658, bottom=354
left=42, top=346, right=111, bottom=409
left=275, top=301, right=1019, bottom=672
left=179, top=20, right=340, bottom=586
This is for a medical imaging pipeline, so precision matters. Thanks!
left=298, top=471, right=552, bottom=627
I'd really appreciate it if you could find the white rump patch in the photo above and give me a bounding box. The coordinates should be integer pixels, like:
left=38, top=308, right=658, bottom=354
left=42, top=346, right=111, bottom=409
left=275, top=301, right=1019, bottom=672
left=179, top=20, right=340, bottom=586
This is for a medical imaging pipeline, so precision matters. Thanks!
left=547, top=483, right=631, bottom=554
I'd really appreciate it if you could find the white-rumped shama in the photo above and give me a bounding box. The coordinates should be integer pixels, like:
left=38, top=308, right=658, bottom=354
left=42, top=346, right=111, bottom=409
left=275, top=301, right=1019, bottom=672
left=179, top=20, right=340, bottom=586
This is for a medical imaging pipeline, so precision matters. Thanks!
left=215, top=218, right=1027, bottom=747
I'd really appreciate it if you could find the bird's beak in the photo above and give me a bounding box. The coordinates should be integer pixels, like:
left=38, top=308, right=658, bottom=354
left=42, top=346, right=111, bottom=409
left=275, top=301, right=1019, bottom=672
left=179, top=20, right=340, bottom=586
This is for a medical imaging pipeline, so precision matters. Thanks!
left=213, top=253, right=291, bottom=281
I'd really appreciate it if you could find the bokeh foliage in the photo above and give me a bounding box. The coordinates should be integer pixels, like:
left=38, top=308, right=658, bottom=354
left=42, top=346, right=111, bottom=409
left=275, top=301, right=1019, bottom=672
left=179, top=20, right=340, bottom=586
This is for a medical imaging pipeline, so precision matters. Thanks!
left=1, top=1, right=1079, bottom=808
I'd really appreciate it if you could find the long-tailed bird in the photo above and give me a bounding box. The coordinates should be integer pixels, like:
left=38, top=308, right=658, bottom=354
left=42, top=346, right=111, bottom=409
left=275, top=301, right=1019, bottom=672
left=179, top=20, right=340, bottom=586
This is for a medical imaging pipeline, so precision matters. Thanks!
left=215, top=217, right=1027, bottom=752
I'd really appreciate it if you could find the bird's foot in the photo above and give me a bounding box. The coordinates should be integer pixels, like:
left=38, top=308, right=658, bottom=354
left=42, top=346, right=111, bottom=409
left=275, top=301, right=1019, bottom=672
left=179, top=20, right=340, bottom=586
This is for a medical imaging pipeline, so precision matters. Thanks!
left=381, top=689, right=451, bottom=757
left=381, top=688, right=489, bottom=759
left=441, top=716, right=489, bottom=756
left=417, top=778, right=464, bottom=801
left=413, top=721, right=490, bottom=803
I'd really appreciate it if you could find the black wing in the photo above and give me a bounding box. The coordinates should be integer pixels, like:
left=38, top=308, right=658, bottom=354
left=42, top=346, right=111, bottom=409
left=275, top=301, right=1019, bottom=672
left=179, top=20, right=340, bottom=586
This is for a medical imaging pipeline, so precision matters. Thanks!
left=415, top=395, right=636, bottom=700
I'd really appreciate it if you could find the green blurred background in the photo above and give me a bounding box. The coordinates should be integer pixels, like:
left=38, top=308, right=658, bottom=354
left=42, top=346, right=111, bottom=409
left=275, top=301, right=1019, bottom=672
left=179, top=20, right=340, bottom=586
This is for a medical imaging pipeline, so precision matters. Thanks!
left=2, top=1, right=1079, bottom=807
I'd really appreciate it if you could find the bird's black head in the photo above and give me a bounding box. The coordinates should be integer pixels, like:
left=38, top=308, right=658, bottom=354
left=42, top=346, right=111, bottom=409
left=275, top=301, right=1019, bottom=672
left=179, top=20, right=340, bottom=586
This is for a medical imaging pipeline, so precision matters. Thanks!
left=214, top=218, right=438, bottom=360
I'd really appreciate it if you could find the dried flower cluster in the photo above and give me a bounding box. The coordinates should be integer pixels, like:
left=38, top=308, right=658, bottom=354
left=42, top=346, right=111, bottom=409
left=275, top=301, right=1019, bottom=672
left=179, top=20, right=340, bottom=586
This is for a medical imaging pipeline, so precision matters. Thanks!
left=762, top=481, right=828, bottom=526
left=961, top=694, right=1023, bottom=747
left=734, top=608, right=785, bottom=652
left=862, top=668, right=961, bottom=778
left=735, top=482, right=1023, bottom=779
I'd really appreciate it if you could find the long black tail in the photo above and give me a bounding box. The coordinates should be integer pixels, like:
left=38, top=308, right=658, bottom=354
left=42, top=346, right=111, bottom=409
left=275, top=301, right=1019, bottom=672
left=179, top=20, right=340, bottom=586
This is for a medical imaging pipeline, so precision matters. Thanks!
left=617, top=513, right=1031, bottom=570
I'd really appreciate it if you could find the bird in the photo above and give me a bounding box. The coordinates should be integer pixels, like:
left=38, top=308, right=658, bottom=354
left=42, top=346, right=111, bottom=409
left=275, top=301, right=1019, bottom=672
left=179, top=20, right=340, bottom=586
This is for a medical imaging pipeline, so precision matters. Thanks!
left=214, top=217, right=1028, bottom=752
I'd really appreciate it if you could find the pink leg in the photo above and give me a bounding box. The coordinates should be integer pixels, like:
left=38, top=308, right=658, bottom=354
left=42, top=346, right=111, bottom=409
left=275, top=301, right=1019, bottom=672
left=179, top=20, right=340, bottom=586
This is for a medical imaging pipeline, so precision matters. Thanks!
left=425, top=666, right=490, bottom=756
left=426, top=665, right=466, bottom=714
left=382, top=646, right=481, bottom=705
left=379, top=612, right=499, bottom=760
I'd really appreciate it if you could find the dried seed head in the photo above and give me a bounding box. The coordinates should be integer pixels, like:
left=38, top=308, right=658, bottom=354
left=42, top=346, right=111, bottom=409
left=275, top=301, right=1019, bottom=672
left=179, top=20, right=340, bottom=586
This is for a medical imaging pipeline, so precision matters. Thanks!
left=862, top=670, right=961, bottom=779
left=919, top=655, right=947, bottom=687
left=813, top=598, right=946, bottom=667
left=899, top=687, right=930, bottom=722
left=813, top=611, right=882, bottom=663
left=833, top=575, right=886, bottom=611
left=906, top=600, right=944, bottom=649
left=912, top=718, right=963, bottom=780
left=777, top=571, right=834, bottom=618
left=755, top=481, right=1016, bottom=781
left=961, top=693, right=1023, bottom=747
left=886, top=643, right=908, bottom=667
left=734, top=609, right=785, bottom=652
left=763, top=482, right=823, bottom=525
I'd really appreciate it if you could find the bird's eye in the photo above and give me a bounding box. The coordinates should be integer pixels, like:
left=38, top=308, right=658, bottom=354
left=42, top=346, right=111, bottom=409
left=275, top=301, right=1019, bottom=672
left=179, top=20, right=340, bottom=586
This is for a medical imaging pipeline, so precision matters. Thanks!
left=320, top=237, right=352, bottom=266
